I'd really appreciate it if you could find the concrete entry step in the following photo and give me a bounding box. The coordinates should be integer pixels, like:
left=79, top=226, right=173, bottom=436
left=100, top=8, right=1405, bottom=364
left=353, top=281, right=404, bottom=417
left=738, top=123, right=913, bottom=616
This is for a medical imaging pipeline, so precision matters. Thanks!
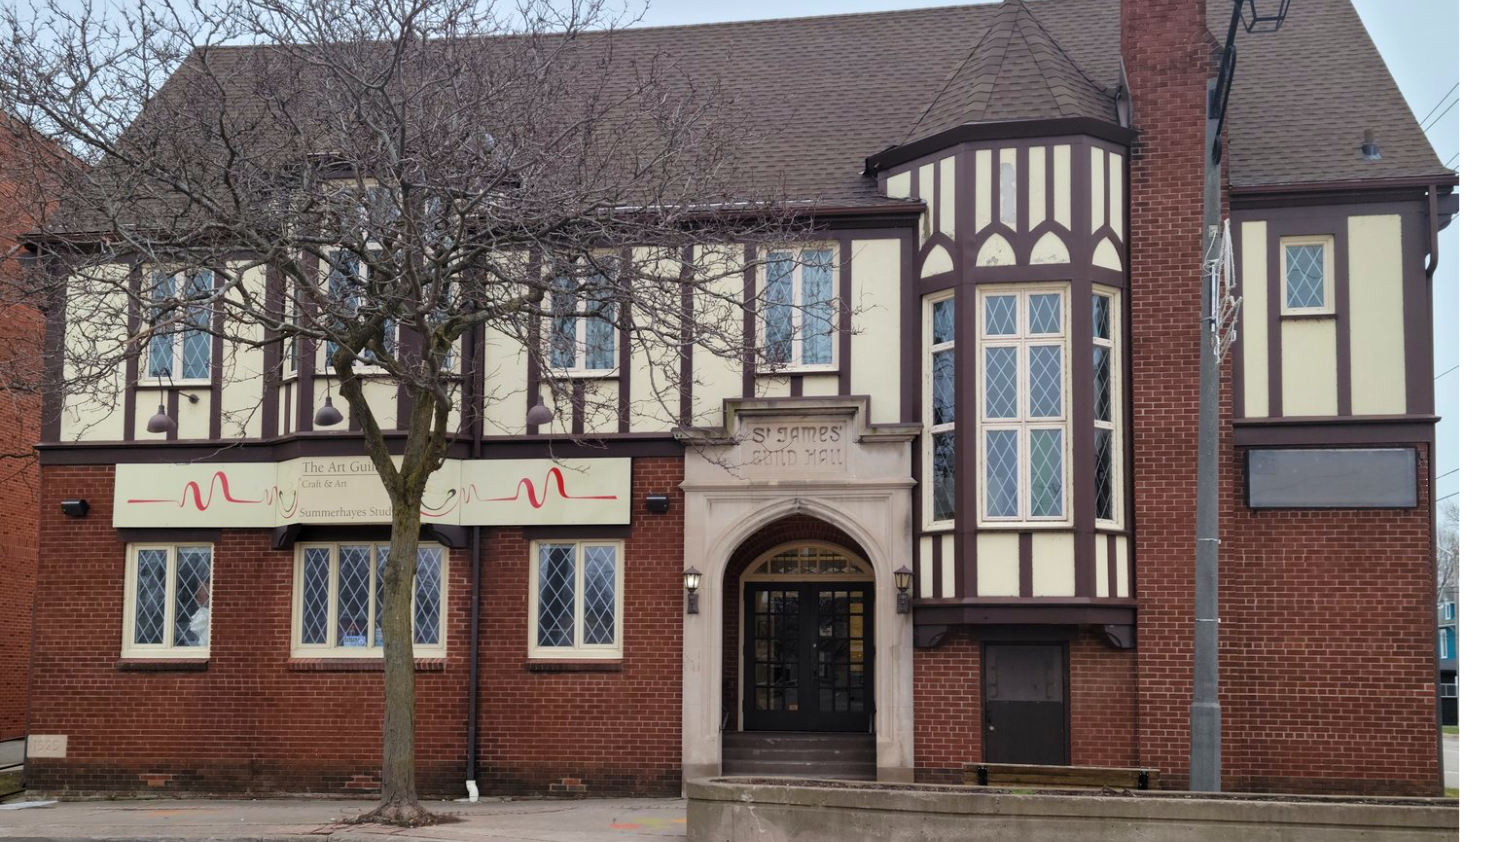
left=722, top=731, right=876, bottom=780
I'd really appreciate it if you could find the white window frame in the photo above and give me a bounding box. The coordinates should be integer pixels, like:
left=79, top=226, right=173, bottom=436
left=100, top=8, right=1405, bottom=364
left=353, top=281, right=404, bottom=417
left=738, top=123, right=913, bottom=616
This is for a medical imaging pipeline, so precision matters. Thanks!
left=144, top=269, right=214, bottom=384
left=121, top=543, right=214, bottom=659
left=546, top=261, right=621, bottom=378
left=289, top=542, right=448, bottom=659
left=1439, top=630, right=1450, bottom=659
left=1093, top=287, right=1124, bottom=529
left=527, top=540, right=624, bottom=660
left=923, top=292, right=957, bottom=529
left=976, top=286, right=1071, bottom=526
left=1280, top=235, right=1335, bottom=316
left=757, top=245, right=840, bottom=373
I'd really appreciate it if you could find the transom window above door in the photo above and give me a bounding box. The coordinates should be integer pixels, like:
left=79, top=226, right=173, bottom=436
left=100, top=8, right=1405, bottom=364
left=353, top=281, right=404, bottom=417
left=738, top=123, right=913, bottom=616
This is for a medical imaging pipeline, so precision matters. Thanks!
left=745, top=544, right=872, bottom=578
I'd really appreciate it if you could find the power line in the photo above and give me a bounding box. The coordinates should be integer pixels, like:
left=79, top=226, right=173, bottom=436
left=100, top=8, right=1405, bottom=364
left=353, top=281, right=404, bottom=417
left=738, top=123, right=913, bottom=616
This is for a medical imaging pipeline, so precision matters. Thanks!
left=1435, top=364, right=1458, bottom=380
left=1416, top=82, right=1458, bottom=127
left=1437, top=491, right=1459, bottom=504
left=1422, top=98, right=1459, bottom=134
left=1435, top=468, right=1459, bottom=481
left=1444, top=151, right=1459, bottom=169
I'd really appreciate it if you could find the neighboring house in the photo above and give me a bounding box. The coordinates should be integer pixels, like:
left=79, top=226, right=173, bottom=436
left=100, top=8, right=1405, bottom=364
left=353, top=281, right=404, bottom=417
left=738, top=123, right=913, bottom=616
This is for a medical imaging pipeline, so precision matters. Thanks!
left=1438, top=587, right=1457, bottom=726
left=23, top=0, right=1456, bottom=798
left=0, top=114, right=69, bottom=743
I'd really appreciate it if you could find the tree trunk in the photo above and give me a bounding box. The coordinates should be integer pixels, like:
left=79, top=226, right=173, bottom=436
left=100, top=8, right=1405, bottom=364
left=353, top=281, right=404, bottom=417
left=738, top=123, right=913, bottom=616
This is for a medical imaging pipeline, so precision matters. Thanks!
left=358, top=492, right=433, bottom=825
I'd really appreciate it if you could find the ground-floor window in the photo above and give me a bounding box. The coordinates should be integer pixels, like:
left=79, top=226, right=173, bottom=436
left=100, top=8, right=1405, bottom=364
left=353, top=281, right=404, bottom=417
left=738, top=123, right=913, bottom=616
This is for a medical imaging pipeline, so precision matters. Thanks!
left=292, top=543, right=446, bottom=658
left=122, top=544, right=213, bottom=658
left=528, top=540, right=623, bottom=659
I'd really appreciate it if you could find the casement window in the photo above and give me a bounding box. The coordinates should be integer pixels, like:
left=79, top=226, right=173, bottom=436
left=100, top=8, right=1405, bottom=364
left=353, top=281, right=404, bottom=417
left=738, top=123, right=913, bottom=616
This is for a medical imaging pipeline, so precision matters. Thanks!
left=292, top=543, right=446, bottom=657
left=1442, top=603, right=1456, bottom=622
left=1281, top=236, right=1334, bottom=315
left=528, top=540, right=623, bottom=659
left=979, top=288, right=1068, bottom=522
left=122, top=544, right=212, bottom=658
left=146, top=270, right=213, bottom=382
left=925, top=294, right=957, bottom=525
left=549, top=267, right=618, bottom=375
left=324, top=249, right=397, bottom=369
left=1092, top=289, right=1123, bottom=526
left=761, top=247, right=837, bottom=370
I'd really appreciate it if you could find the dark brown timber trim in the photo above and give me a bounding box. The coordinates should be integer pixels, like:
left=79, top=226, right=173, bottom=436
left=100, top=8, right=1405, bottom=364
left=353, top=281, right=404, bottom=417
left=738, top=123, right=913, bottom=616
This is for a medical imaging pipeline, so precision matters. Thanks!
left=912, top=600, right=1135, bottom=627
left=837, top=235, right=854, bottom=396
left=679, top=247, right=695, bottom=426
left=208, top=268, right=226, bottom=442
left=297, top=251, right=318, bottom=433
left=124, top=263, right=142, bottom=441
left=261, top=265, right=283, bottom=440
left=931, top=535, right=944, bottom=600
left=1106, top=535, right=1118, bottom=599
left=618, top=248, right=633, bottom=433
left=40, top=253, right=65, bottom=443
left=742, top=244, right=756, bottom=398
left=865, top=118, right=1137, bottom=176
left=1019, top=532, right=1034, bottom=598
left=1232, top=416, right=1436, bottom=447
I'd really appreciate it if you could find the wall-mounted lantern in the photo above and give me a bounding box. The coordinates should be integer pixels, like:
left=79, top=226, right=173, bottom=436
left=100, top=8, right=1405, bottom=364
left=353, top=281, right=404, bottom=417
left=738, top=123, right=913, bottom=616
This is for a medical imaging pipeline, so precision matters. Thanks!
left=683, top=567, right=702, bottom=614
left=314, top=395, right=344, bottom=427
left=525, top=396, right=555, bottom=427
left=146, top=402, right=177, bottom=434
left=894, top=566, right=913, bottom=614
left=645, top=494, right=670, bottom=514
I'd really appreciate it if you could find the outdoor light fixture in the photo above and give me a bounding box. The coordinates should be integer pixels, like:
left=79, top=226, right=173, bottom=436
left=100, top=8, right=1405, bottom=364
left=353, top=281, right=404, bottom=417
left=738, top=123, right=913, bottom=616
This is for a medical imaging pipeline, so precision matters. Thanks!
left=525, top=396, right=555, bottom=427
left=645, top=494, right=670, bottom=514
left=60, top=499, right=89, bottom=518
left=894, top=566, right=913, bottom=614
left=1243, top=0, right=1291, bottom=31
left=146, top=403, right=177, bottom=434
left=314, top=395, right=345, bottom=427
left=683, top=567, right=702, bottom=614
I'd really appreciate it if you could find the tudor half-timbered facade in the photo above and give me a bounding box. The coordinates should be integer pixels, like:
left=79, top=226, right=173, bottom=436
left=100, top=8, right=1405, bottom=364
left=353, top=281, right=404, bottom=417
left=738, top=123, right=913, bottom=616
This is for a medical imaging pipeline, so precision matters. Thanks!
left=24, top=0, right=1455, bottom=798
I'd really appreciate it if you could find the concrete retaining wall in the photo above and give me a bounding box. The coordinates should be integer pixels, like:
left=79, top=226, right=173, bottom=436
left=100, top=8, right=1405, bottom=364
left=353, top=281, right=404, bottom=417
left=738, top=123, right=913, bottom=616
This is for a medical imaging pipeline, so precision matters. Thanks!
left=686, top=778, right=1458, bottom=842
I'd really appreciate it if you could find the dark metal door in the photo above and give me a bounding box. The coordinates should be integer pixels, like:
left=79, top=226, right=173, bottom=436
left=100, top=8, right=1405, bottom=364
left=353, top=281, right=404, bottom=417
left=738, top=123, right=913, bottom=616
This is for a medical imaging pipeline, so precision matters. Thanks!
left=983, top=643, right=1068, bottom=764
left=744, top=583, right=872, bottom=732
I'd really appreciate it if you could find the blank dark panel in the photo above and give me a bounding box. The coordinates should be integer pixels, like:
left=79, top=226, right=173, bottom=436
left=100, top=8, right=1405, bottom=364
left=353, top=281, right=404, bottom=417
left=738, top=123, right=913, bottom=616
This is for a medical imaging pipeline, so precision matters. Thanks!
left=1247, top=448, right=1418, bottom=509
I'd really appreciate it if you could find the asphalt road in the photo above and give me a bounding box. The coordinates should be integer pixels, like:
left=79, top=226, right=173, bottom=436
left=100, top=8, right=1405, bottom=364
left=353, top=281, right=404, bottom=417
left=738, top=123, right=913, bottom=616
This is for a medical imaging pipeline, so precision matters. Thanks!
left=1444, top=734, right=1458, bottom=790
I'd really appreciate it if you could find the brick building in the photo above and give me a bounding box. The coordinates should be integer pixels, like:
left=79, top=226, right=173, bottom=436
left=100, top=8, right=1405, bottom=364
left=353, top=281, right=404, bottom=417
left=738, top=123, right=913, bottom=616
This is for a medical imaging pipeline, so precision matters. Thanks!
left=24, top=0, right=1456, bottom=797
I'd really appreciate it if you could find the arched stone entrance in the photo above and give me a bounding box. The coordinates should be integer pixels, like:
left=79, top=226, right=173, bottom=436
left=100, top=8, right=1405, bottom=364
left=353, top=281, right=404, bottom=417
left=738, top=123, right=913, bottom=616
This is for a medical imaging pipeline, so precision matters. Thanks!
left=679, top=398, right=918, bottom=783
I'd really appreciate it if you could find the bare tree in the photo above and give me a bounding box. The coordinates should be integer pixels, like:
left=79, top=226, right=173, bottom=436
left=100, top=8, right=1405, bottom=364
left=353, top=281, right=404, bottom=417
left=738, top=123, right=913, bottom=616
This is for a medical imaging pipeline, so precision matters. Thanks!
left=1438, top=500, right=1458, bottom=598
left=0, top=0, right=824, bottom=824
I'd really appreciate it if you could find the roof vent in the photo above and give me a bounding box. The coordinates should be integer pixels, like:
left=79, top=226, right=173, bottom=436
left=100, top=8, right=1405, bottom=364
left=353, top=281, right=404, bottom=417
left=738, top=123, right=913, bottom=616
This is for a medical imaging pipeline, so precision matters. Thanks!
left=1361, top=129, right=1383, bottom=161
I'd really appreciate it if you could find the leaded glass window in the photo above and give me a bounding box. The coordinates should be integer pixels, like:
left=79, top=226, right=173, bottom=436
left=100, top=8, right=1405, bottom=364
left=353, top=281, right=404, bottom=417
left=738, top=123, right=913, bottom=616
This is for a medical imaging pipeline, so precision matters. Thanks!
left=324, top=250, right=395, bottom=368
left=1092, top=290, right=1122, bottom=524
left=531, top=540, right=623, bottom=658
left=145, top=270, right=214, bottom=382
left=294, top=543, right=445, bottom=656
left=979, top=288, right=1069, bottom=523
left=124, top=545, right=212, bottom=656
left=1283, top=238, right=1332, bottom=314
left=927, top=294, right=958, bottom=524
left=760, top=247, right=838, bottom=370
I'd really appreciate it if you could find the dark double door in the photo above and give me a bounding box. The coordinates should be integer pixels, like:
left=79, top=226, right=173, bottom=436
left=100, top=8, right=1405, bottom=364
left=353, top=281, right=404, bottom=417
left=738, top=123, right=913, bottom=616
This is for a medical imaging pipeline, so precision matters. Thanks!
left=744, top=583, right=872, bottom=732
left=983, top=643, right=1069, bottom=765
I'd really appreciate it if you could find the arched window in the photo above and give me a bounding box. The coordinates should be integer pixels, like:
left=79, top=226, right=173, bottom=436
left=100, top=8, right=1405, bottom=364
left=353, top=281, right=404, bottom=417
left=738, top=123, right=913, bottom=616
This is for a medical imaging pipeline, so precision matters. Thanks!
left=743, top=543, right=871, bottom=580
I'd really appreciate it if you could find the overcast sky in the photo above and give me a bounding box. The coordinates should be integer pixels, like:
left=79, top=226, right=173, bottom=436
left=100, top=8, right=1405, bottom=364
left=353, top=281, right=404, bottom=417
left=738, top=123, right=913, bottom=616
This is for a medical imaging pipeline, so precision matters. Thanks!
left=628, top=0, right=1461, bottom=516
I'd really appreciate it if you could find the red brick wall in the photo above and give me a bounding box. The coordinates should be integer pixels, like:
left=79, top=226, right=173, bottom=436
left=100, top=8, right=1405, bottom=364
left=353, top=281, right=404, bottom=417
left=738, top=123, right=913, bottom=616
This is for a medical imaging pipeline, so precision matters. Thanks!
left=912, top=632, right=981, bottom=784
left=27, top=457, right=684, bottom=797
left=1220, top=448, right=1439, bottom=795
left=0, top=124, right=46, bottom=743
left=1070, top=633, right=1139, bottom=768
left=1124, top=0, right=1439, bottom=795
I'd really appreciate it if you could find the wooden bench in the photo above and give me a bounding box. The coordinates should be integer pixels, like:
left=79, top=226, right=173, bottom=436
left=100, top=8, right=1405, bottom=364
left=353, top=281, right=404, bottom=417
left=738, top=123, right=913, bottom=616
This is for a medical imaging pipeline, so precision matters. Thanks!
left=961, top=762, right=1160, bottom=790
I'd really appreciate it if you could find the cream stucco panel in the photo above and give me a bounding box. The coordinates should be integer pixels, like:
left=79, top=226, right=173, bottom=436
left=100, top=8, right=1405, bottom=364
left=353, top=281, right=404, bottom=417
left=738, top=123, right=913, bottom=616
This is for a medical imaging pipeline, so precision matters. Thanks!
left=975, top=149, right=993, bottom=234
left=977, top=233, right=1018, bottom=267
left=921, top=244, right=955, bottom=278
left=1029, top=232, right=1071, bottom=265
left=1114, top=535, right=1130, bottom=598
left=1052, top=145, right=1071, bottom=230
left=940, top=533, right=956, bottom=599
left=1109, top=152, right=1124, bottom=237
left=1028, top=147, right=1046, bottom=230
left=1090, top=147, right=1105, bottom=234
left=1348, top=214, right=1407, bottom=415
left=976, top=532, right=1020, bottom=597
left=1240, top=221, right=1270, bottom=418
left=1281, top=318, right=1338, bottom=416
left=938, top=156, right=956, bottom=240
left=919, top=535, right=934, bottom=599
left=62, top=262, right=131, bottom=441
left=918, top=163, right=935, bottom=242
left=688, top=245, right=746, bottom=428
left=850, top=239, right=902, bottom=425
left=1031, top=532, right=1075, bottom=597
left=1091, top=239, right=1122, bottom=271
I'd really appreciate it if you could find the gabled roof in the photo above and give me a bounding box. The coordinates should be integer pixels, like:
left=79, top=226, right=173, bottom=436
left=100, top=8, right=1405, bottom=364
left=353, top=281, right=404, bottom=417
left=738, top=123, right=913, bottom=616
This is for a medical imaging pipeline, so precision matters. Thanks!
left=906, top=0, right=1116, bottom=144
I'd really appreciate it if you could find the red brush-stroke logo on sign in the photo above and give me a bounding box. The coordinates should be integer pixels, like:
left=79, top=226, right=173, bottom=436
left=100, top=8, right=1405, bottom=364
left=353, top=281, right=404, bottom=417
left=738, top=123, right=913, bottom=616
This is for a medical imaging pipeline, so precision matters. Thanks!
left=127, top=471, right=271, bottom=509
left=469, top=467, right=617, bottom=508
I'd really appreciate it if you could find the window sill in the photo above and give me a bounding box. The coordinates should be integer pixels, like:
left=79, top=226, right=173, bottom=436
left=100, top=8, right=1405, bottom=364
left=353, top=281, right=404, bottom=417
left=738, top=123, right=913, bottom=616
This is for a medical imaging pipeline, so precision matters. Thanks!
left=287, top=658, right=446, bottom=672
left=553, top=370, right=620, bottom=381
left=756, top=366, right=839, bottom=377
left=525, top=659, right=623, bottom=673
left=116, top=658, right=210, bottom=672
left=1280, top=311, right=1336, bottom=321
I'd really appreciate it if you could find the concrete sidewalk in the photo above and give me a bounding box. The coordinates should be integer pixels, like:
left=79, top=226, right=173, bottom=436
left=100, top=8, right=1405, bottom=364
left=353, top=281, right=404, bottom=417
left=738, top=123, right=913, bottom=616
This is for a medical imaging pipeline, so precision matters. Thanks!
left=0, top=797, right=686, bottom=841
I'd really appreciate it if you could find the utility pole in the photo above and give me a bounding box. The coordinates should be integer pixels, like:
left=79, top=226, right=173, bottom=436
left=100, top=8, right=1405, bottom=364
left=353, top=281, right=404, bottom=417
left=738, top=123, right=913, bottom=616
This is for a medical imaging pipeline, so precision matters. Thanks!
left=1190, top=0, right=1291, bottom=793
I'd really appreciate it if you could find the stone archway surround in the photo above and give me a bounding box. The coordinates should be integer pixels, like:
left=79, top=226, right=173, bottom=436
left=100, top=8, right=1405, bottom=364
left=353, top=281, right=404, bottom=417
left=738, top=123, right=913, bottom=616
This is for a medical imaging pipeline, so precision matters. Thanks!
left=679, top=398, right=918, bottom=784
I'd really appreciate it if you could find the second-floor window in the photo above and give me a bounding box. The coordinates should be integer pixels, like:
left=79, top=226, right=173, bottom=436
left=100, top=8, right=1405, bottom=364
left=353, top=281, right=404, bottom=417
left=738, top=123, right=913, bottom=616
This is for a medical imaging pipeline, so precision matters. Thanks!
left=146, top=270, right=213, bottom=381
left=1093, top=289, right=1123, bottom=526
left=325, top=249, right=396, bottom=369
left=550, top=269, right=617, bottom=375
left=1282, top=236, right=1334, bottom=316
left=980, top=288, right=1067, bottom=522
left=762, top=247, right=837, bottom=370
left=926, top=294, right=957, bottom=524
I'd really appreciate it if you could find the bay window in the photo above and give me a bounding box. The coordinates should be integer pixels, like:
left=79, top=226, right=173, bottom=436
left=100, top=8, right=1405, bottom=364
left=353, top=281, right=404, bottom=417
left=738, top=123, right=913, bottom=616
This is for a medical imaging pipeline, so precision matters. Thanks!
left=293, top=543, right=446, bottom=657
left=761, top=247, right=837, bottom=370
left=925, top=294, right=957, bottom=525
left=1093, top=289, right=1123, bottom=525
left=979, top=288, right=1067, bottom=522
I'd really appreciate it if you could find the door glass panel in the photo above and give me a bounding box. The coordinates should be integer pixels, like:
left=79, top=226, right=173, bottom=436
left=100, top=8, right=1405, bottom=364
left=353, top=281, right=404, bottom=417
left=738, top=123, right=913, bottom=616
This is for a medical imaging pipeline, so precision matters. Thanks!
left=751, top=589, right=800, bottom=712
left=815, top=588, right=865, bottom=714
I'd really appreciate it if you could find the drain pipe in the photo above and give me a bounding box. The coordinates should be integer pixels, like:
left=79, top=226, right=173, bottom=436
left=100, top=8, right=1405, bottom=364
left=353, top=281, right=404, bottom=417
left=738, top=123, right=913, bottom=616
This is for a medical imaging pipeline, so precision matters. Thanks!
left=465, top=321, right=485, bottom=803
